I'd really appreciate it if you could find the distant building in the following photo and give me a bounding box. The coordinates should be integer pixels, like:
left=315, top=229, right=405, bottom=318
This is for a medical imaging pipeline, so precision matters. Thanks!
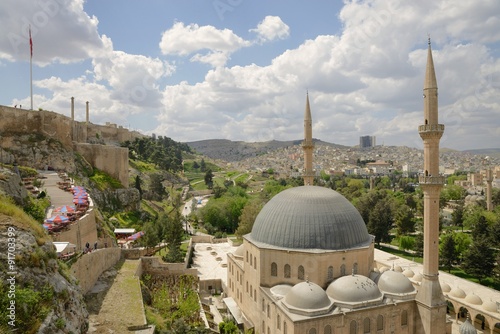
left=360, top=135, right=376, bottom=148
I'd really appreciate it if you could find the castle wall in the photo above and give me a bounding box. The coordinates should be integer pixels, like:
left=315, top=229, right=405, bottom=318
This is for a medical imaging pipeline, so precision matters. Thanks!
left=53, top=209, right=98, bottom=251
left=74, top=143, right=129, bottom=188
left=70, top=247, right=122, bottom=294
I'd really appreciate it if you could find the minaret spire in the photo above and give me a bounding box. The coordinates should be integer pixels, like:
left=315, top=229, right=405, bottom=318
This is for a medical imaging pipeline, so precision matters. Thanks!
left=415, top=38, right=447, bottom=334
left=302, top=92, right=314, bottom=185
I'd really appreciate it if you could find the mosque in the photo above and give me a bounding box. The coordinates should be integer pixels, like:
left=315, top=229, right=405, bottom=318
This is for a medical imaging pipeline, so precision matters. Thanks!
left=225, top=40, right=454, bottom=334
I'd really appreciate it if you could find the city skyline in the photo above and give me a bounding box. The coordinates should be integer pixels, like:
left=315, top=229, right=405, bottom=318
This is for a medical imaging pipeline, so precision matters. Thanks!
left=1, top=1, right=499, bottom=150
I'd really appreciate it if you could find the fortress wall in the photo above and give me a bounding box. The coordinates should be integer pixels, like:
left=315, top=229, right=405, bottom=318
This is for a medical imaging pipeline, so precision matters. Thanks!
left=74, top=143, right=129, bottom=188
left=70, top=247, right=122, bottom=294
left=53, top=209, right=98, bottom=251
left=0, top=105, right=43, bottom=136
left=87, top=123, right=139, bottom=145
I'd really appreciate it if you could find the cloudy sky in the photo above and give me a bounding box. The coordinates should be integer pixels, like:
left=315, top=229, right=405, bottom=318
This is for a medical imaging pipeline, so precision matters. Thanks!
left=1, top=0, right=499, bottom=150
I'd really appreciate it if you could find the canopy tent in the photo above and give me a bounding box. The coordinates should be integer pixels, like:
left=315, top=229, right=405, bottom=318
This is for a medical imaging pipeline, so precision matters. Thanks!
left=53, top=242, right=76, bottom=255
left=54, top=205, right=75, bottom=213
left=46, top=215, right=69, bottom=224
left=114, top=228, right=136, bottom=234
left=127, top=231, right=145, bottom=241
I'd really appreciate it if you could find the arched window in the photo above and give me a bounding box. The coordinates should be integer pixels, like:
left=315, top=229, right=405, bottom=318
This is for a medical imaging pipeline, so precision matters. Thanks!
left=284, top=322, right=287, bottom=334
left=250, top=255, right=253, bottom=266
left=254, top=256, right=257, bottom=269
left=353, top=262, right=358, bottom=274
left=254, top=289, right=257, bottom=302
left=284, top=264, right=291, bottom=278
left=309, top=328, right=317, bottom=334
left=341, top=264, right=346, bottom=276
left=350, top=320, right=357, bottom=334
left=377, top=315, right=384, bottom=331
left=246, top=281, right=248, bottom=293
left=267, top=304, right=270, bottom=318
left=363, top=318, right=370, bottom=333
left=277, top=315, right=281, bottom=330
left=246, top=251, right=248, bottom=262
left=327, top=266, right=334, bottom=281
left=324, top=325, right=332, bottom=334
left=262, top=298, right=265, bottom=311
left=271, top=262, right=277, bottom=276
left=298, top=265, right=305, bottom=280
left=401, top=310, right=408, bottom=326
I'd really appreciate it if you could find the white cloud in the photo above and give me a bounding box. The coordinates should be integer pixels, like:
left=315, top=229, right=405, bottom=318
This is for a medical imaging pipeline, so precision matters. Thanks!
left=250, top=16, right=290, bottom=43
left=0, top=0, right=107, bottom=65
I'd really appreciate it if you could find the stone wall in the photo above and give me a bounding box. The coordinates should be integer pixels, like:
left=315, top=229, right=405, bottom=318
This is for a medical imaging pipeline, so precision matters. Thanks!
left=74, top=143, right=129, bottom=187
left=53, top=209, right=98, bottom=251
left=71, top=247, right=122, bottom=294
left=0, top=105, right=132, bottom=187
left=138, top=257, right=198, bottom=277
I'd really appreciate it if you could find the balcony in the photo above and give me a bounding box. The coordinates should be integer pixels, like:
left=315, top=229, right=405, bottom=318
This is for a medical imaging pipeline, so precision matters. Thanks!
left=418, top=124, right=445, bottom=133
left=418, top=175, right=445, bottom=185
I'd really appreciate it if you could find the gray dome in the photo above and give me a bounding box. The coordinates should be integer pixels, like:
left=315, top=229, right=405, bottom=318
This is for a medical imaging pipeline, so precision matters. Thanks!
left=327, top=275, right=382, bottom=303
left=284, top=281, right=331, bottom=310
left=250, top=186, right=371, bottom=250
left=378, top=270, right=415, bottom=295
left=459, top=318, right=477, bottom=334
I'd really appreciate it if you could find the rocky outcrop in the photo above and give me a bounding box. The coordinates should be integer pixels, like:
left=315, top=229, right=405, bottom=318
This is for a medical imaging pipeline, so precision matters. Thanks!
left=0, top=168, right=28, bottom=205
left=0, top=215, right=88, bottom=333
left=90, top=188, right=141, bottom=212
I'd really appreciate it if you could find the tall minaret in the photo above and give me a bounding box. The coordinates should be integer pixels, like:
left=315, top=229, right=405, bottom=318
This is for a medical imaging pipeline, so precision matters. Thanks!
left=415, top=38, right=447, bottom=334
left=486, top=169, right=493, bottom=211
left=302, top=92, right=314, bottom=185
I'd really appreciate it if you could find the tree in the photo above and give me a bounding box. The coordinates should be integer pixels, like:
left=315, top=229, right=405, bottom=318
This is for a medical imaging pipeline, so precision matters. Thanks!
left=134, top=175, right=143, bottom=198
left=219, top=319, right=238, bottom=334
left=204, top=169, right=214, bottom=189
left=413, top=233, right=424, bottom=257
left=462, top=238, right=496, bottom=283
left=451, top=202, right=464, bottom=230
left=471, top=215, right=489, bottom=242
left=399, top=235, right=415, bottom=251
left=200, top=158, right=206, bottom=172
left=439, top=233, right=457, bottom=272
left=192, top=161, right=200, bottom=170
left=149, top=173, right=166, bottom=200
left=394, top=204, right=415, bottom=236
left=367, top=198, right=394, bottom=246
left=235, top=199, right=265, bottom=238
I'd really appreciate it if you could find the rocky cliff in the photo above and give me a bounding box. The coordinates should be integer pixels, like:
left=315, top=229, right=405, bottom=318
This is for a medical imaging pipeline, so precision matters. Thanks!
left=0, top=201, right=88, bottom=333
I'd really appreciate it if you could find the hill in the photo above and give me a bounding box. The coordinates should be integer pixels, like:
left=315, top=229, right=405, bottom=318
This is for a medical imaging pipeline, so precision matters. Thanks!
left=462, top=148, right=500, bottom=159
left=186, top=138, right=348, bottom=162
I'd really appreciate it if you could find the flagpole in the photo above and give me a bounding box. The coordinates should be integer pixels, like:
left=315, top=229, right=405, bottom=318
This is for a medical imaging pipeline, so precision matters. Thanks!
left=29, top=25, right=33, bottom=110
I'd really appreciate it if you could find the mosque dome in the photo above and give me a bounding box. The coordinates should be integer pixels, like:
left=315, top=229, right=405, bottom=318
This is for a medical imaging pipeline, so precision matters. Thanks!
left=377, top=270, right=415, bottom=296
left=249, top=186, right=371, bottom=250
left=483, top=300, right=498, bottom=313
left=459, top=317, right=477, bottom=334
left=327, top=275, right=382, bottom=304
left=412, top=273, right=423, bottom=282
left=450, top=287, right=466, bottom=298
left=393, top=265, right=403, bottom=272
left=402, top=268, right=415, bottom=278
left=233, top=244, right=244, bottom=258
left=270, top=284, right=292, bottom=299
left=283, top=281, right=331, bottom=310
left=440, top=282, right=451, bottom=293
left=465, top=294, right=482, bottom=305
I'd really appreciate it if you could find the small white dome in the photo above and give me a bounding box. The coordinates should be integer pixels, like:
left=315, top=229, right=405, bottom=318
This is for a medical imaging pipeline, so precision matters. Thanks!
left=450, top=287, right=466, bottom=298
left=483, top=300, right=498, bottom=313
left=412, top=273, right=423, bottom=282
left=459, top=318, right=477, bottom=334
left=465, top=294, right=482, bottom=305
left=270, top=284, right=292, bottom=298
left=378, top=270, right=415, bottom=295
left=327, top=275, right=382, bottom=303
left=393, top=265, right=403, bottom=272
left=402, top=269, right=415, bottom=278
left=284, top=281, right=331, bottom=310
left=440, top=282, right=451, bottom=293
left=233, top=244, right=244, bottom=257
left=380, top=266, right=390, bottom=273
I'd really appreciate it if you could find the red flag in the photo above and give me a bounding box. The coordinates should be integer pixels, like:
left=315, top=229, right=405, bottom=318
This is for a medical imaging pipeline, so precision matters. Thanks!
left=29, top=26, right=33, bottom=58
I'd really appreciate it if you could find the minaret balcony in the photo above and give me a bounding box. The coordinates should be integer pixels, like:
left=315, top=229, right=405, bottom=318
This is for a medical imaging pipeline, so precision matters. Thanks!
left=418, top=124, right=444, bottom=133
left=418, top=174, right=445, bottom=185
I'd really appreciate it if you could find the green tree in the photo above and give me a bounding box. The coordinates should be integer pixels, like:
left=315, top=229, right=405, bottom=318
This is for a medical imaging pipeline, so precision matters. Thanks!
left=413, top=233, right=424, bottom=257
left=398, top=235, right=415, bottom=251
left=192, top=161, right=200, bottom=170
left=149, top=173, right=166, bottom=200
left=134, top=175, right=143, bottom=198
left=204, top=169, right=214, bottom=189
left=439, top=233, right=457, bottom=272
left=394, top=204, right=415, bottom=236
left=471, top=215, right=489, bottom=242
left=219, top=319, right=239, bottom=334
left=451, top=202, right=464, bottom=230
left=367, top=198, right=394, bottom=246
left=453, top=232, right=472, bottom=264
left=200, top=158, right=206, bottom=172
left=461, top=238, right=496, bottom=283
left=235, top=199, right=265, bottom=238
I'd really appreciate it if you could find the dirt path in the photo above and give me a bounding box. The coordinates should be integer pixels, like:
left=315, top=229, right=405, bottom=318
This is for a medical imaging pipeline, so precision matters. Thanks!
left=86, top=259, right=149, bottom=333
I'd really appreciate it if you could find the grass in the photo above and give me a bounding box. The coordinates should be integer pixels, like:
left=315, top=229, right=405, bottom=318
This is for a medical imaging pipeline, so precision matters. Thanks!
left=377, top=245, right=423, bottom=264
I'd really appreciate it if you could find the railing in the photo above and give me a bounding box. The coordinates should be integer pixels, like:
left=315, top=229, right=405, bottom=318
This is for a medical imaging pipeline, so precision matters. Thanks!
left=418, top=124, right=445, bottom=132
left=418, top=175, right=445, bottom=184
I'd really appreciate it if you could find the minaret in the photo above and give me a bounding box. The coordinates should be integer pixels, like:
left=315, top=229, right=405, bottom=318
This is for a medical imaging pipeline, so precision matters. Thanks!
left=415, top=38, right=447, bottom=334
left=486, top=169, right=493, bottom=211
left=302, top=92, right=314, bottom=185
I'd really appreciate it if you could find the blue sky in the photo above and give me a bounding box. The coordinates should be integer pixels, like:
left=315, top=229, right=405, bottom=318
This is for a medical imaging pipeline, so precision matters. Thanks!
left=1, top=0, right=499, bottom=150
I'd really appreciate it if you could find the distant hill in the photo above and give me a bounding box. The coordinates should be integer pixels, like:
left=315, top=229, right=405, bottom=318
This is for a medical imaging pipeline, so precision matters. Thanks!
left=186, top=139, right=348, bottom=161
left=462, top=148, right=500, bottom=159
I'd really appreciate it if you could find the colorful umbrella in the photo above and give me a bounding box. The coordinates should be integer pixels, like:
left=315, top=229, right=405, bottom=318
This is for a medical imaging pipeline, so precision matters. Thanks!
left=54, top=205, right=76, bottom=213
left=127, top=231, right=145, bottom=241
left=46, top=215, right=69, bottom=224
left=73, top=198, right=88, bottom=205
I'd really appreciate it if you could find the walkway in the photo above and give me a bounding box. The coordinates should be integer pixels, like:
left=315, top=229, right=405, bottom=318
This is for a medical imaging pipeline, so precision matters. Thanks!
left=88, top=259, right=151, bottom=333
left=39, top=170, right=74, bottom=214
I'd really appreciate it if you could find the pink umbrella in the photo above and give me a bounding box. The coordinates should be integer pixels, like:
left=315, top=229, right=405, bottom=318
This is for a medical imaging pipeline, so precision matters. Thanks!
left=127, top=231, right=145, bottom=241
left=46, top=215, right=69, bottom=224
left=73, top=198, right=88, bottom=205
left=54, top=205, right=76, bottom=213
